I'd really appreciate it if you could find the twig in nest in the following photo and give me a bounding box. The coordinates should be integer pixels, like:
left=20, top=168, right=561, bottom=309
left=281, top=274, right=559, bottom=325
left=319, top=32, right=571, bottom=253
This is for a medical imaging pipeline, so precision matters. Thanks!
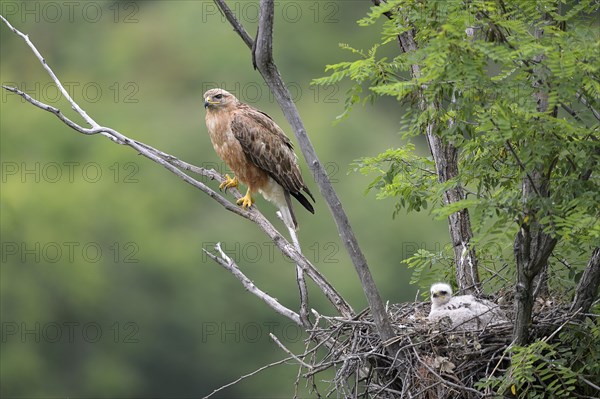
left=269, top=333, right=314, bottom=369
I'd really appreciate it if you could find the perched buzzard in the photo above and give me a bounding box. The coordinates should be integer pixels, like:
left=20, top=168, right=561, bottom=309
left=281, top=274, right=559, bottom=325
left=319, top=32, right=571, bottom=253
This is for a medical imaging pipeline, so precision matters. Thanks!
left=428, top=282, right=506, bottom=330
left=203, top=88, right=314, bottom=230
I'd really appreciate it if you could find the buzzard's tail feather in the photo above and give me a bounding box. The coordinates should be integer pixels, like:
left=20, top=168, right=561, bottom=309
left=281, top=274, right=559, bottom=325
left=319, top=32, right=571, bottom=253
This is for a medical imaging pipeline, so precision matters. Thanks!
left=282, top=191, right=298, bottom=230
left=304, top=187, right=316, bottom=203
left=292, top=191, right=315, bottom=214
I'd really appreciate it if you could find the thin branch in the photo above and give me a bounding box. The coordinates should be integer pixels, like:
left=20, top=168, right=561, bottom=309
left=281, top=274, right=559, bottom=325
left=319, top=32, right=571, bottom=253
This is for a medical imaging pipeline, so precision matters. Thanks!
left=248, top=211, right=353, bottom=316
left=295, top=262, right=310, bottom=328
left=0, top=14, right=97, bottom=129
left=540, top=308, right=581, bottom=343
left=269, top=333, right=314, bottom=369
left=579, top=376, right=600, bottom=393
left=205, top=244, right=302, bottom=326
left=503, top=139, right=543, bottom=199
left=1, top=85, right=104, bottom=136
left=559, top=101, right=585, bottom=125
left=213, top=0, right=254, bottom=49
left=133, top=140, right=227, bottom=183
left=280, top=212, right=312, bottom=329
left=577, top=91, right=600, bottom=122
left=201, top=355, right=295, bottom=399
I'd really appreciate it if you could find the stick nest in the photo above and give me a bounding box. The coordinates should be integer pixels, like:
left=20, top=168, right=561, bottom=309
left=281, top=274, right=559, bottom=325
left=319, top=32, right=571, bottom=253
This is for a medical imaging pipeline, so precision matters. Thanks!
left=302, top=300, right=593, bottom=398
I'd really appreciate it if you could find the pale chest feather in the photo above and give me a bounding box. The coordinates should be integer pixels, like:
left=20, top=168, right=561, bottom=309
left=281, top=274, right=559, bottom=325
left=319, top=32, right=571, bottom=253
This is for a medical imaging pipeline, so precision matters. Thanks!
left=206, top=112, right=241, bottom=158
left=205, top=110, right=268, bottom=189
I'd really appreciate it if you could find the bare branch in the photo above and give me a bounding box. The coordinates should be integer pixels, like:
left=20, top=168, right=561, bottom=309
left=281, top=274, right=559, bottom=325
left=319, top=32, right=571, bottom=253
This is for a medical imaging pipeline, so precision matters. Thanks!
left=205, top=244, right=302, bottom=325
left=559, top=101, right=585, bottom=125
left=0, top=14, right=97, bottom=128
left=249, top=213, right=354, bottom=317
left=201, top=355, right=295, bottom=399
left=503, top=139, right=543, bottom=199
left=280, top=212, right=312, bottom=329
left=1, top=85, right=105, bottom=136
left=213, top=0, right=254, bottom=49
left=580, top=375, right=600, bottom=393
left=269, top=333, right=314, bottom=369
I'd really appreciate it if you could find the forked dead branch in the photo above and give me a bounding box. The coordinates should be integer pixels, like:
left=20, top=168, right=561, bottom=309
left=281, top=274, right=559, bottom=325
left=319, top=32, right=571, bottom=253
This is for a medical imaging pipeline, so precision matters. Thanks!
left=0, top=14, right=352, bottom=326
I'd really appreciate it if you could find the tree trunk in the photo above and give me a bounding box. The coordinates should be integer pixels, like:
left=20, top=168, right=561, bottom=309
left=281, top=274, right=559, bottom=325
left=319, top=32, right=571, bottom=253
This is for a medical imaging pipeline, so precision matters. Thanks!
left=513, top=211, right=557, bottom=345
left=571, top=248, right=600, bottom=316
left=426, top=130, right=480, bottom=294
left=512, top=20, right=558, bottom=345
left=371, top=0, right=482, bottom=294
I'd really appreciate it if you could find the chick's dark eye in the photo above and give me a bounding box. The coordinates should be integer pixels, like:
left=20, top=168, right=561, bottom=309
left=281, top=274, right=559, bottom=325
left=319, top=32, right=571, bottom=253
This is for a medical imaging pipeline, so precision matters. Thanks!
left=439, top=291, right=447, bottom=295
left=214, top=94, right=223, bottom=99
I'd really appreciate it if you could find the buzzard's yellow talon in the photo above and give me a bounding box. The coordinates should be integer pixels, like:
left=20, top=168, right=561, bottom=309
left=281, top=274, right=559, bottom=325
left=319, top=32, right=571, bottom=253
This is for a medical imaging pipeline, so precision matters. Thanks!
left=236, top=189, right=254, bottom=209
left=219, top=174, right=238, bottom=191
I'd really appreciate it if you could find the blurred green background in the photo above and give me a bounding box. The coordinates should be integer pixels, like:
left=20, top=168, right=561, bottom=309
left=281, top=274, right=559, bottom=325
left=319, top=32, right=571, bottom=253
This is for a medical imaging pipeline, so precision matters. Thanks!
left=0, top=1, right=447, bottom=397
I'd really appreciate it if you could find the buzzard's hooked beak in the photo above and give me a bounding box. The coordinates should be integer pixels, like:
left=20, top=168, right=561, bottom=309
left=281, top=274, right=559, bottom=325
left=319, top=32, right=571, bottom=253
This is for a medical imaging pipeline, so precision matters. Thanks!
left=204, top=97, right=221, bottom=108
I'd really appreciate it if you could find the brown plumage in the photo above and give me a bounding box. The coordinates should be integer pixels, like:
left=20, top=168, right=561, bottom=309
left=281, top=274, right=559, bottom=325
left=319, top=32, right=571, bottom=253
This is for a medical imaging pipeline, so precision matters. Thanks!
left=203, top=88, right=314, bottom=230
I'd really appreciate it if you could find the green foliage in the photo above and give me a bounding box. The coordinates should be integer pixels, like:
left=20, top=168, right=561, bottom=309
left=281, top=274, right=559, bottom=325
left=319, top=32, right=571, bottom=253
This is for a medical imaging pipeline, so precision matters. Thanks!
left=313, top=43, right=397, bottom=122
left=352, top=144, right=437, bottom=214
left=475, top=319, right=600, bottom=398
left=315, top=0, right=600, bottom=289
left=314, top=1, right=600, bottom=395
left=402, top=248, right=453, bottom=296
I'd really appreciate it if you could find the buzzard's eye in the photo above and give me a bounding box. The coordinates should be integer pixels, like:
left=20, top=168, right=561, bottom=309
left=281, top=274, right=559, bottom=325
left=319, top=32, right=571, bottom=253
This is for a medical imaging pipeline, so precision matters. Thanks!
left=214, top=94, right=223, bottom=100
